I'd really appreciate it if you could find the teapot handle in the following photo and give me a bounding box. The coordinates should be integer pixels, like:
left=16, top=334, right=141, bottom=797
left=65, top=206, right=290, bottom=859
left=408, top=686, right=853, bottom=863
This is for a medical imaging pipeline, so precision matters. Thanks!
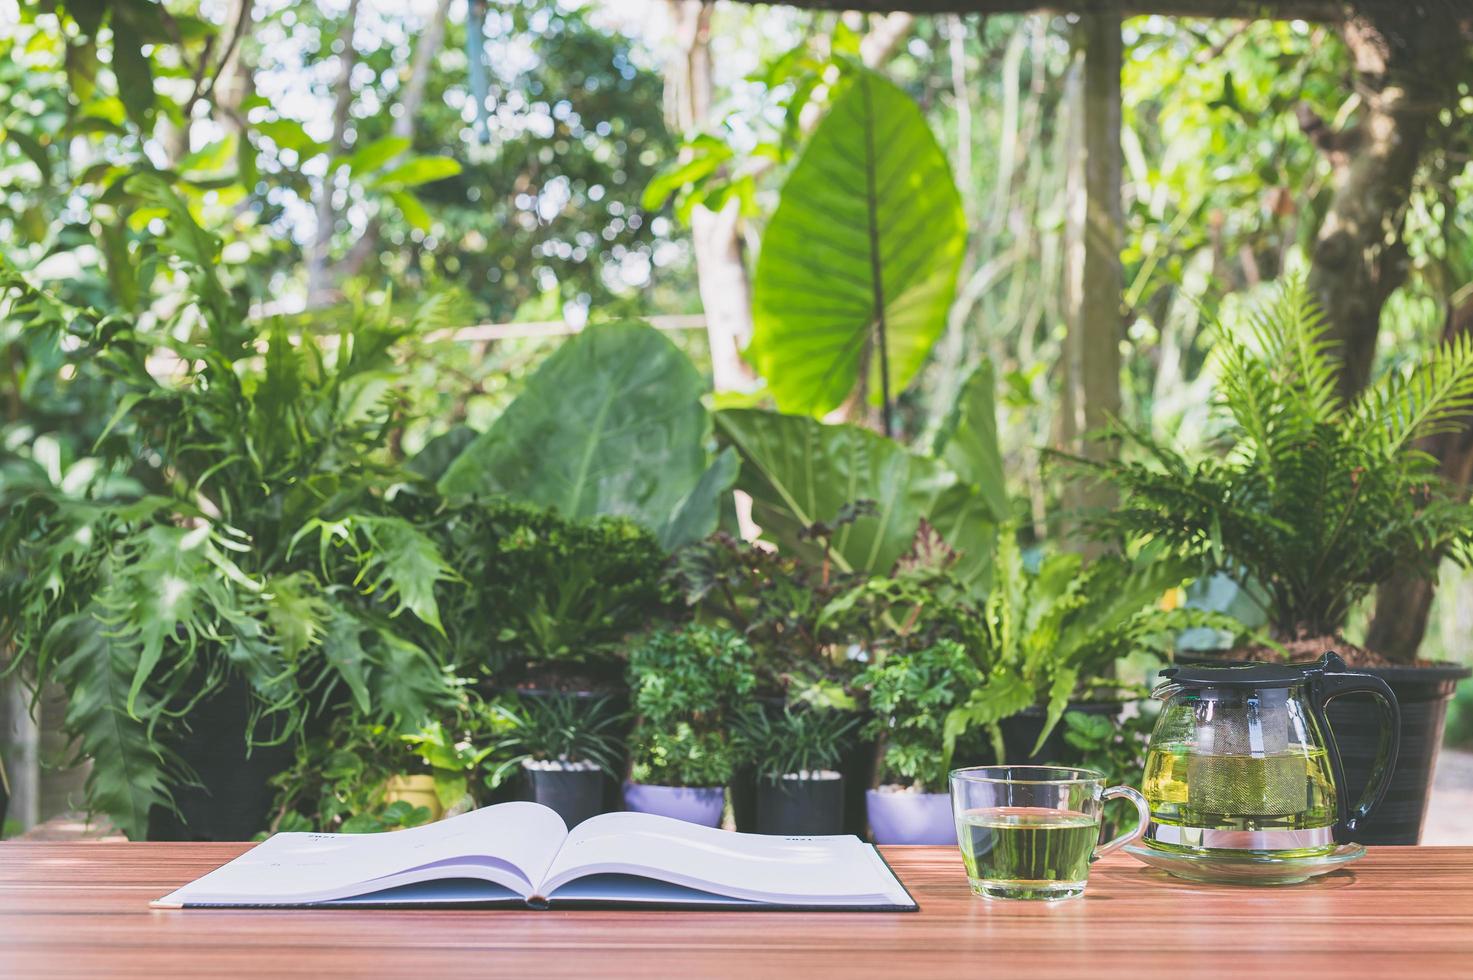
left=1306, top=670, right=1400, bottom=843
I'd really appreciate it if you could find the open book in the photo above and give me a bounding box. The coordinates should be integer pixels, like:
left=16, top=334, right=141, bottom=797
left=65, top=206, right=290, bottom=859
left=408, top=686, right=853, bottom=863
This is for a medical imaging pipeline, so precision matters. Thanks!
left=153, top=802, right=917, bottom=911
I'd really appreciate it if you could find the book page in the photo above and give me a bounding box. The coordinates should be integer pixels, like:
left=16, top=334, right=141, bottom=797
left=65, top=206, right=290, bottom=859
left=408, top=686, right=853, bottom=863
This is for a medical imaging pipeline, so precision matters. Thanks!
left=154, top=802, right=568, bottom=907
left=539, top=811, right=910, bottom=906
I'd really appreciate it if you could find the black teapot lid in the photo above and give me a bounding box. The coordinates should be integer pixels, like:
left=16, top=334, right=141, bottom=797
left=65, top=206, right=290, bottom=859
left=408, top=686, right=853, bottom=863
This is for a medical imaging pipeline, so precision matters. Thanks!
left=1157, top=652, right=1347, bottom=690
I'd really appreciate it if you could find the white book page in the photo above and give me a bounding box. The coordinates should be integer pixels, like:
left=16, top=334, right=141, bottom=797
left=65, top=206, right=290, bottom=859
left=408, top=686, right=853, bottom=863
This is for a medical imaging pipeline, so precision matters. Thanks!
left=154, top=802, right=568, bottom=907
left=539, top=811, right=909, bottom=905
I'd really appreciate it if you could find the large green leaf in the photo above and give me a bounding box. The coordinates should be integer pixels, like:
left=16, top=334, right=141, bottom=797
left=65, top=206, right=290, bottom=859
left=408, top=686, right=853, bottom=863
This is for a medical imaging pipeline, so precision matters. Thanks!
left=297, top=515, right=459, bottom=635
left=747, top=68, right=965, bottom=418
left=439, top=322, right=732, bottom=550
left=109, top=10, right=155, bottom=132
left=933, top=360, right=1009, bottom=522
left=714, top=408, right=994, bottom=584
left=341, top=135, right=412, bottom=177
left=370, top=156, right=463, bottom=190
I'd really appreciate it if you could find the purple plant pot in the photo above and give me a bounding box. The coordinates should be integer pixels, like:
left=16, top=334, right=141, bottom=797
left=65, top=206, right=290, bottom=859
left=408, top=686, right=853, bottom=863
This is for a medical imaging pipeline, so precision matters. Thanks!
left=866, top=789, right=957, bottom=845
left=622, top=782, right=725, bottom=827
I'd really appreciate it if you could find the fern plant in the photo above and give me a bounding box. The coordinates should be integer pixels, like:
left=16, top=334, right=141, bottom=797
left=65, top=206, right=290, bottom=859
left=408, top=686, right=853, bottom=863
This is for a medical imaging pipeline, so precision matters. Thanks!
left=1067, top=278, right=1473, bottom=656
left=941, top=529, right=1243, bottom=765
left=0, top=179, right=461, bottom=838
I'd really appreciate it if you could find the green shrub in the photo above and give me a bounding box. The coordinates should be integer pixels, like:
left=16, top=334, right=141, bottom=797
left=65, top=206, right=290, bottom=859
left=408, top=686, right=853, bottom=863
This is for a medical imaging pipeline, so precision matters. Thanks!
left=857, top=639, right=982, bottom=792
left=0, top=243, right=461, bottom=839
left=267, top=717, right=477, bottom=835
left=431, top=498, right=677, bottom=675
left=629, top=723, right=739, bottom=788
left=626, top=625, right=756, bottom=787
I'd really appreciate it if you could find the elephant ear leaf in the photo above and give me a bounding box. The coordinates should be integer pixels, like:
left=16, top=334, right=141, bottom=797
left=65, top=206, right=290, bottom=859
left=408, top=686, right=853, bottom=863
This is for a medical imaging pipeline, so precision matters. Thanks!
left=747, top=67, right=965, bottom=418
left=933, top=360, right=1008, bottom=522
left=438, top=322, right=729, bottom=550
left=657, top=447, right=739, bottom=552
left=715, top=408, right=993, bottom=587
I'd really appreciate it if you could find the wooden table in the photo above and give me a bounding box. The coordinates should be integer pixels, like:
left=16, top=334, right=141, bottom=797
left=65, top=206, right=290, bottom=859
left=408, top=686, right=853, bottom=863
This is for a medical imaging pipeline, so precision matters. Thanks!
left=1, top=843, right=1470, bottom=978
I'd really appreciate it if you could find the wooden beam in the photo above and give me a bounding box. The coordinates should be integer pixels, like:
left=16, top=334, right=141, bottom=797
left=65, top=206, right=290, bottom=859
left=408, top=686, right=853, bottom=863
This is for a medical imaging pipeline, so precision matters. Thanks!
left=1059, top=5, right=1123, bottom=534
left=721, top=0, right=1351, bottom=21
left=0, top=673, right=37, bottom=832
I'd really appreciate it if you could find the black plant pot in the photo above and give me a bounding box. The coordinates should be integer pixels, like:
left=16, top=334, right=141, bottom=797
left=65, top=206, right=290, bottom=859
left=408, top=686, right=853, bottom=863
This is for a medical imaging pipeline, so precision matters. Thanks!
left=730, top=764, right=758, bottom=832
left=1325, top=662, right=1470, bottom=845
left=492, top=685, right=630, bottom=815
left=731, top=703, right=872, bottom=834
left=522, top=764, right=607, bottom=828
left=754, top=774, right=846, bottom=836
left=838, top=728, right=876, bottom=836
left=147, top=678, right=295, bottom=841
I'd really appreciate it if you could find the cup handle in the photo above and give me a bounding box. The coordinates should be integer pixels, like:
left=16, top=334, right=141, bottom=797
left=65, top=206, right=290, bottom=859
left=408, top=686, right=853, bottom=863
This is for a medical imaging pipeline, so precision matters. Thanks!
left=1093, top=785, right=1150, bottom=860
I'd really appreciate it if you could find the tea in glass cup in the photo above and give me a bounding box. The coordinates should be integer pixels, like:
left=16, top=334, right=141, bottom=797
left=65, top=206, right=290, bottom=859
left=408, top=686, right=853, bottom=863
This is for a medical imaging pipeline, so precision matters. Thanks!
left=950, top=766, right=1149, bottom=901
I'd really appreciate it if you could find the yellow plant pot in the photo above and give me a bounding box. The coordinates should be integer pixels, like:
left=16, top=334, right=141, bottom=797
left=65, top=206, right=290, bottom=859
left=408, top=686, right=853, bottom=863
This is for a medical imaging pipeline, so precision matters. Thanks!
left=382, top=774, right=444, bottom=822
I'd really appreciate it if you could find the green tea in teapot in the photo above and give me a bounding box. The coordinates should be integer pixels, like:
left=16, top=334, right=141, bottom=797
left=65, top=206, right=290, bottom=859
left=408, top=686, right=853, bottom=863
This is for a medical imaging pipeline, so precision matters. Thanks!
left=1140, top=654, right=1402, bottom=871
left=1143, top=744, right=1337, bottom=843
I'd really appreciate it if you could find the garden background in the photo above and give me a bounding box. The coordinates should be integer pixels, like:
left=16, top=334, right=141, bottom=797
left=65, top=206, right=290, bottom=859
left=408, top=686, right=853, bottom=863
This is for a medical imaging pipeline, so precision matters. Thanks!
left=2, top=0, right=1472, bottom=841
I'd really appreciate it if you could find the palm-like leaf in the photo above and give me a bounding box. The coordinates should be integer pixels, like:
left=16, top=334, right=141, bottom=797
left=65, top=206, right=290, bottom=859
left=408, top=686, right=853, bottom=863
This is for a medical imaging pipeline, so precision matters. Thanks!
left=1351, top=328, right=1473, bottom=457
left=1074, top=277, right=1473, bottom=641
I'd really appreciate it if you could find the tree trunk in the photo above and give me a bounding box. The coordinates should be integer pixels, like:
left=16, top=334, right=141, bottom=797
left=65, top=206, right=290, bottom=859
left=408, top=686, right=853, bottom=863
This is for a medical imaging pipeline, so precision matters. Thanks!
left=306, top=0, right=364, bottom=306
left=0, top=668, right=37, bottom=831
left=1365, top=290, right=1473, bottom=662
left=662, top=1, right=757, bottom=393
left=392, top=0, right=451, bottom=145
left=1319, top=8, right=1469, bottom=663
left=1057, top=8, right=1123, bottom=540
left=214, top=0, right=256, bottom=135
left=333, top=0, right=454, bottom=283
left=1304, top=8, right=1462, bottom=402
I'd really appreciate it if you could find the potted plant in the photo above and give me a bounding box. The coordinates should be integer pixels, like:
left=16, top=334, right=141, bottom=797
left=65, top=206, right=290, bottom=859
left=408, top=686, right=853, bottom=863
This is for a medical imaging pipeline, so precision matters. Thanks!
left=431, top=500, right=673, bottom=821
left=943, top=528, right=1241, bottom=768
left=623, top=625, right=755, bottom=826
left=667, top=529, right=872, bottom=833
left=855, top=639, right=979, bottom=844
left=485, top=694, right=625, bottom=828
left=266, top=719, right=472, bottom=835
left=395, top=720, right=492, bottom=820
left=734, top=705, right=857, bottom=836
left=0, top=223, right=460, bottom=841
left=1070, top=279, right=1473, bottom=843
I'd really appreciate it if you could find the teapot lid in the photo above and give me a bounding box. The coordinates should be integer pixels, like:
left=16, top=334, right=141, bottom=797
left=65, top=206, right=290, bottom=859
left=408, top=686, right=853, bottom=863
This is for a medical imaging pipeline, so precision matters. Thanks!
left=1156, top=651, right=1347, bottom=690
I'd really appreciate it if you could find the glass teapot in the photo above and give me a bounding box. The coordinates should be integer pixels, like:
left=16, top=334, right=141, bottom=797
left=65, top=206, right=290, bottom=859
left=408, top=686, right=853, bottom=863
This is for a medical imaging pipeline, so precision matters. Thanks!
left=1142, top=652, right=1399, bottom=856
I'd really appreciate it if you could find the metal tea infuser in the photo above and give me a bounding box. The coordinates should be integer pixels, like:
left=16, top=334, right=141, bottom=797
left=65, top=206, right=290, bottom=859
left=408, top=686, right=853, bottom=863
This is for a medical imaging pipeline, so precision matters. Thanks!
left=1140, top=652, right=1399, bottom=858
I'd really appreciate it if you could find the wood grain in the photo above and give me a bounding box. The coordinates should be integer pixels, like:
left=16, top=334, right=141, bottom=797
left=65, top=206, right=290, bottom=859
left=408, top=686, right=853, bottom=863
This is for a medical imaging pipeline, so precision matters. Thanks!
left=1, top=842, right=1470, bottom=979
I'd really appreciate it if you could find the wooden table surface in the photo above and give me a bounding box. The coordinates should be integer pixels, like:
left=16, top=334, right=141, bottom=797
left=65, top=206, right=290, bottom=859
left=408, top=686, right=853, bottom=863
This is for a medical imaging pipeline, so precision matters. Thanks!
left=1, top=842, right=1470, bottom=979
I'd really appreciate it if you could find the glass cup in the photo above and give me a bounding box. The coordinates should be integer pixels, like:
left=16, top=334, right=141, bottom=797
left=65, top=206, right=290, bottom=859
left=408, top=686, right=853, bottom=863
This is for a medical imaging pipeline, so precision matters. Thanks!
left=950, top=765, right=1150, bottom=901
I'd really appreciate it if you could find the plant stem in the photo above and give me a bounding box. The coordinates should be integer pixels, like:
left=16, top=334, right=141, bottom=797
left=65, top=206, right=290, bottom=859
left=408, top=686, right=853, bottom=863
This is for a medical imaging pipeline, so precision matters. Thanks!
left=859, top=74, right=893, bottom=438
